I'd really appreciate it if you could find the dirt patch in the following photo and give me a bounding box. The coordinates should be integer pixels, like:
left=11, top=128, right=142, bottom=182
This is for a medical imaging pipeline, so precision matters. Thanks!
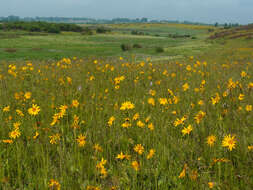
left=4, top=48, right=17, bottom=53
left=31, top=48, right=43, bottom=51
left=209, top=24, right=253, bottom=39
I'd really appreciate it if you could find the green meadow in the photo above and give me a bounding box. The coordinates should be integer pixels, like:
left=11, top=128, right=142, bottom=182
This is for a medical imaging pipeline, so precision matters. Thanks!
left=0, top=23, right=253, bottom=190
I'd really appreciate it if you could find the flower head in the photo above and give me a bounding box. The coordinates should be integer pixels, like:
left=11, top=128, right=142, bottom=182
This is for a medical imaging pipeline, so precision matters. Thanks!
left=120, top=101, right=135, bottom=110
left=222, top=134, right=236, bottom=151
left=28, top=104, right=40, bottom=116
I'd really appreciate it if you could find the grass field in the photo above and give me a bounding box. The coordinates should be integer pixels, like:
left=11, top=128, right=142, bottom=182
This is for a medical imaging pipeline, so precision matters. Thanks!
left=0, top=23, right=253, bottom=189
left=0, top=23, right=216, bottom=61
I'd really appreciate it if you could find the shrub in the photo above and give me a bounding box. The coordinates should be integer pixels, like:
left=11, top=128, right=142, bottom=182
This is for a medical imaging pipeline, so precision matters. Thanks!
left=155, top=47, right=164, bottom=53
left=81, top=28, right=94, bottom=35
left=121, top=44, right=132, bottom=51
left=133, top=44, right=142, bottom=48
left=131, top=30, right=138, bottom=35
left=96, top=27, right=110, bottom=34
left=46, top=26, right=61, bottom=34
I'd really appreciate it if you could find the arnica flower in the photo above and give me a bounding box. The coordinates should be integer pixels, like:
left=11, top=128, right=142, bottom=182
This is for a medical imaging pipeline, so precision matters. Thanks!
left=121, top=121, right=131, bottom=128
left=174, top=116, right=187, bottom=127
left=206, top=135, right=216, bottom=146
left=211, top=93, right=220, bottom=105
left=241, top=71, right=247, bottom=77
left=212, top=158, right=230, bottom=164
left=116, top=152, right=125, bottom=160
left=13, top=122, right=21, bottom=130
left=16, top=109, right=24, bottom=117
left=120, top=101, right=135, bottom=110
left=132, top=113, right=139, bottom=120
left=222, top=134, right=236, bottom=151
left=72, top=99, right=79, bottom=108
left=208, top=182, right=214, bottom=189
left=147, top=149, right=155, bottom=159
left=28, top=104, right=40, bottom=116
left=182, top=83, right=189, bottom=91
left=227, top=78, right=236, bottom=89
left=49, top=179, right=61, bottom=190
left=96, top=158, right=107, bottom=178
left=49, top=133, right=60, bottom=144
left=9, top=129, right=21, bottom=139
left=148, top=123, right=154, bottom=131
left=148, top=98, right=155, bottom=106
left=3, top=106, right=10, bottom=112
left=134, top=144, right=144, bottom=155
left=93, top=144, right=103, bottom=152
left=76, top=134, right=86, bottom=147
left=2, top=139, right=13, bottom=144
left=198, top=100, right=204, bottom=105
left=248, top=146, right=253, bottom=151
left=66, top=76, right=72, bottom=84
left=137, top=120, right=145, bottom=128
left=149, top=89, right=156, bottom=96
left=194, top=111, right=206, bottom=124
left=159, top=98, right=168, bottom=105
left=86, top=186, right=101, bottom=190
left=190, top=170, right=198, bottom=181
left=168, top=88, right=174, bottom=95
left=248, top=82, right=253, bottom=89
left=131, top=161, right=140, bottom=171
left=173, top=96, right=179, bottom=104
left=181, top=125, right=193, bottom=136
left=178, top=164, right=188, bottom=178
left=245, top=105, right=252, bottom=112
left=33, top=131, right=39, bottom=139
left=186, top=65, right=192, bottom=71
left=108, top=116, right=115, bottom=126
left=238, top=94, right=244, bottom=101
left=24, top=92, right=32, bottom=99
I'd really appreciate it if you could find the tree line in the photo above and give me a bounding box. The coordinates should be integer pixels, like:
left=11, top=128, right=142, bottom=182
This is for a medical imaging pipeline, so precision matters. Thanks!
left=0, top=21, right=83, bottom=33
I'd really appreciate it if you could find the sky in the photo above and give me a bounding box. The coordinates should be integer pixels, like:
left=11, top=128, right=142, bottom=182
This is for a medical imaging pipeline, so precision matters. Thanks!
left=1, top=0, right=253, bottom=24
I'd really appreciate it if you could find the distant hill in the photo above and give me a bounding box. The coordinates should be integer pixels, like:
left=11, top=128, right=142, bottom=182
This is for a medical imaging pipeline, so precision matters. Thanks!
left=210, top=24, right=253, bottom=39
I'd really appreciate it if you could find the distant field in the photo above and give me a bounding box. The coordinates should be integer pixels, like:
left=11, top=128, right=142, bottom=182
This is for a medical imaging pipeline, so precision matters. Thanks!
left=0, top=23, right=217, bottom=61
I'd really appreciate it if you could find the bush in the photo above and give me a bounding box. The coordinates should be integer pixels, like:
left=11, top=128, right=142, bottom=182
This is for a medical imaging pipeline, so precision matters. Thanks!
left=121, top=44, right=132, bottom=51
left=131, top=30, right=138, bottom=35
left=96, top=27, right=110, bottom=34
left=133, top=43, right=142, bottom=48
left=155, top=47, right=164, bottom=53
left=131, top=30, right=144, bottom=35
left=81, top=28, right=94, bottom=35
left=46, top=25, right=61, bottom=34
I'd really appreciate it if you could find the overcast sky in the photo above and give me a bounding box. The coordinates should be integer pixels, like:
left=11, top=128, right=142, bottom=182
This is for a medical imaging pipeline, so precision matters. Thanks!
left=1, top=0, right=253, bottom=24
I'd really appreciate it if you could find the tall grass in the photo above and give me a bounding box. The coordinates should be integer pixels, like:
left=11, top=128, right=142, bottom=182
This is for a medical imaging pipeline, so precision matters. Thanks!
left=0, top=57, right=252, bottom=189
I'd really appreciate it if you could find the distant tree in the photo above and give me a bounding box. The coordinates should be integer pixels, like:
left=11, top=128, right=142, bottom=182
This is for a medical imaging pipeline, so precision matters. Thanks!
left=140, top=18, right=148, bottom=23
left=214, top=22, right=219, bottom=27
left=47, top=25, right=61, bottom=33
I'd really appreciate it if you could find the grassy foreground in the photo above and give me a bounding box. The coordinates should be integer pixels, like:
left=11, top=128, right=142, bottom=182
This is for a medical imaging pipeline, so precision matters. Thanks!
left=0, top=56, right=253, bottom=189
